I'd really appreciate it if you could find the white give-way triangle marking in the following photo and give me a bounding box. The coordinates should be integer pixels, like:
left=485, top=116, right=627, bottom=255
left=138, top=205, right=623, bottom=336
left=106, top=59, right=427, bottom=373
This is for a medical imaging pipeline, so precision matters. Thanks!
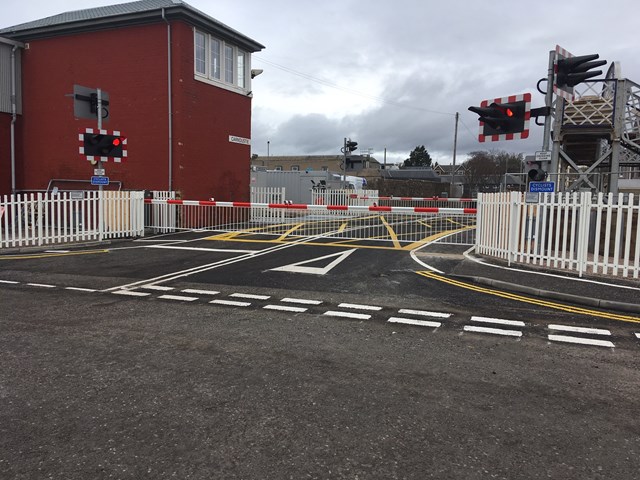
left=270, top=249, right=357, bottom=275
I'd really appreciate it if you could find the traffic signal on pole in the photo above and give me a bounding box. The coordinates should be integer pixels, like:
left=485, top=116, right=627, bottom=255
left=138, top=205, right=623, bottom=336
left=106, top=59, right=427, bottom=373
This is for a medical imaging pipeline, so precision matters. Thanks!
left=553, top=45, right=606, bottom=100
left=79, top=128, right=127, bottom=161
left=468, top=93, right=531, bottom=142
left=526, top=160, right=547, bottom=182
left=346, top=139, right=358, bottom=153
left=83, top=133, right=124, bottom=157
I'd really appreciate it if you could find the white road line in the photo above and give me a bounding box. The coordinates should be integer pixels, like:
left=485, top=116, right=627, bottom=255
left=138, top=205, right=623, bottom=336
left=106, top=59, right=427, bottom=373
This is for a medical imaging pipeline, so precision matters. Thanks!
left=324, top=311, right=372, bottom=320
left=230, top=293, right=271, bottom=300
left=280, top=297, right=323, bottom=305
left=141, top=285, right=175, bottom=291
left=398, top=309, right=452, bottom=318
left=470, top=316, right=525, bottom=327
left=147, top=244, right=259, bottom=254
left=635, top=333, right=640, bottom=339
left=65, top=287, right=97, bottom=292
left=209, top=299, right=251, bottom=307
left=0, top=280, right=19, bottom=284
left=181, top=289, right=220, bottom=296
left=548, top=334, right=615, bottom=348
left=108, top=231, right=340, bottom=292
left=548, top=324, right=611, bottom=336
left=112, top=290, right=151, bottom=297
left=26, top=283, right=55, bottom=288
left=388, top=317, right=442, bottom=328
left=464, top=325, right=523, bottom=338
left=44, top=250, right=70, bottom=253
left=158, top=294, right=199, bottom=302
left=263, top=305, right=308, bottom=313
left=338, top=303, right=382, bottom=311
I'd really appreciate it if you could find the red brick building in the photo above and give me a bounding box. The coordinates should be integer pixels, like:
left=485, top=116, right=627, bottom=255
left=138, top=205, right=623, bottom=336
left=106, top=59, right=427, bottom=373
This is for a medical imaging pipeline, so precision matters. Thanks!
left=0, top=0, right=264, bottom=200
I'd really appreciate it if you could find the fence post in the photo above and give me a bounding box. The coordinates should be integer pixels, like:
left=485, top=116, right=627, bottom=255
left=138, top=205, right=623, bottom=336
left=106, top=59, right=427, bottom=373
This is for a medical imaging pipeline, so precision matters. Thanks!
left=37, top=192, right=43, bottom=246
left=98, top=190, right=104, bottom=242
left=508, top=191, right=520, bottom=266
left=576, top=191, right=591, bottom=277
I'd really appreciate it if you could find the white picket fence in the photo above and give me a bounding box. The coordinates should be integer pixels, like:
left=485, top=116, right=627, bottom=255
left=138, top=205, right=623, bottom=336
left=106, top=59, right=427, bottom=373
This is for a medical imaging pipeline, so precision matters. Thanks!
left=0, top=191, right=145, bottom=249
left=476, top=191, right=640, bottom=278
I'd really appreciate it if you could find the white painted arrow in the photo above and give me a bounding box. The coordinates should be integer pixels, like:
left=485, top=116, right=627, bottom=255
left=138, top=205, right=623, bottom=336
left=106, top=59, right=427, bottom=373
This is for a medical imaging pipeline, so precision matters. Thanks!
left=270, top=249, right=356, bottom=275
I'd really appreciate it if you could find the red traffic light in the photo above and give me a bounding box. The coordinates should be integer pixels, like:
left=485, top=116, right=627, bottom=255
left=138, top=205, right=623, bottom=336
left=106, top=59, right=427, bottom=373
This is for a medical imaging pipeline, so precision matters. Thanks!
left=112, top=138, right=121, bottom=147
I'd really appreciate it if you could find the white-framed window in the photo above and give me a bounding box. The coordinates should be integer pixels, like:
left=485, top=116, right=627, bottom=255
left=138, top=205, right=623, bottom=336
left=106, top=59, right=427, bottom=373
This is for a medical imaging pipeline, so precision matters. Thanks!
left=195, top=31, right=206, bottom=75
left=210, top=37, right=221, bottom=80
left=291, top=165, right=300, bottom=171
left=275, top=166, right=283, bottom=171
left=195, top=29, right=250, bottom=91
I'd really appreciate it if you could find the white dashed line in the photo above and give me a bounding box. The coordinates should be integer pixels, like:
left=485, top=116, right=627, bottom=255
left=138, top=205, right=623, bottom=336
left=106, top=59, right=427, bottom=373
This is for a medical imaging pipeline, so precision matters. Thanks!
left=0, top=280, right=19, bottom=285
left=470, top=316, right=525, bottom=327
left=635, top=333, right=640, bottom=339
left=230, top=293, right=271, bottom=300
left=181, top=289, right=220, bottom=296
left=263, top=305, right=308, bottom=313
left=338, top=303, right=382, bottom=311
left=280, top=297, right=323, bottom=305
left=112, top=290, right=151, bottom=297
left=548, top=334, right=615, bottom=348
left=210, top=299, right=251, bottom=307
left=158, top=294, right=199, bottom=302
left=464, top=325, right=523, bottom=337
left=65, top=287, right=97, bottom=292
left=398, top=309, right=452, bottom=318
left=324, top=311, right=372, bottom=320
left=548, top=324, right=611, bottom=336
left=26, top=283, right=55, bottom=288
left=388, top=317, right=441, bottom=328
left=44, top=250, right=70, bottom=253
left=141, top=285, right=174, bottom=291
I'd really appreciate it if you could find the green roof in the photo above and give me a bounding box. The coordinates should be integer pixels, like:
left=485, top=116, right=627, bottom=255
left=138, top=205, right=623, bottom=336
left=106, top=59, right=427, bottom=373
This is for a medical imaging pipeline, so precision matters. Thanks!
left=0, top=0, right=264, bottom=51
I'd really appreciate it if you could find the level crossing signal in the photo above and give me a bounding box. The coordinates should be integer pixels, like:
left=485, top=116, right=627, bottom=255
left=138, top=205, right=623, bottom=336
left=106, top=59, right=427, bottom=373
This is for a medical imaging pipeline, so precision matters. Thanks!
left=526, top=160, right=547, bottom=181
left=468, top=93, right=531, bottom=142
left=553, top=45, right=606, bottom=100
left=79, top=128, right=127, bottom=161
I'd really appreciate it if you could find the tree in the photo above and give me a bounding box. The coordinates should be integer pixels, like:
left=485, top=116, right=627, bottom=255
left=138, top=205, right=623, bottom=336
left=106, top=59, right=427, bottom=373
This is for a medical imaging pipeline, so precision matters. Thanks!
left=403, top=145, right=433, bottom=168
left=462, top=150, right=524, bottom=193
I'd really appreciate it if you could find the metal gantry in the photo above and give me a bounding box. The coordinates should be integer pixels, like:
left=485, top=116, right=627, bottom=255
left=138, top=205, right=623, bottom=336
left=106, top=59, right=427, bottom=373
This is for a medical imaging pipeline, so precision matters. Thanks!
left=549, top=62, right=640, bottom=194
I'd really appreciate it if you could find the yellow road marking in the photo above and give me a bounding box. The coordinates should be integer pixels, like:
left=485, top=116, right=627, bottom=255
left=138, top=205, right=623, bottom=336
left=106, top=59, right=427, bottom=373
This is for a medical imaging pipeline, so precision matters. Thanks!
left=404, top=226, right=475, bottom=251
left=0, top=249, right=109, bottom=260
left=416, top=270, right=640, bottom=324
left=277, top=223, right=304, bottom=241
left=379, top=216, right=401, bottom=249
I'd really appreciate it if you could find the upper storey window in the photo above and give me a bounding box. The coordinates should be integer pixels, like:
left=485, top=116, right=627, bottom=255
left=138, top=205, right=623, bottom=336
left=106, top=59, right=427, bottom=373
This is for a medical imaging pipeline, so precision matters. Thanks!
left=194, top=29, right=249, bottom=92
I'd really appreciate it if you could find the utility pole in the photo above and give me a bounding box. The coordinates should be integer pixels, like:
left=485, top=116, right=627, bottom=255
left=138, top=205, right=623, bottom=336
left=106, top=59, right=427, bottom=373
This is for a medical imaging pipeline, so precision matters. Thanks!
left=450, top=112, right=459, bottom=197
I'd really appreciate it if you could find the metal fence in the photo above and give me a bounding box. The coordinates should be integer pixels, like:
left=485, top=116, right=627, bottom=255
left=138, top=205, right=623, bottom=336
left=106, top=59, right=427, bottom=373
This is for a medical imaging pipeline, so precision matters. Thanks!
left=0, top=191, right=145, bottom=249
left=476, top=191, right=640, bottom=278
left=144, top=199, right=477, bottom=248
left=345, top=194, right=477, bottom=209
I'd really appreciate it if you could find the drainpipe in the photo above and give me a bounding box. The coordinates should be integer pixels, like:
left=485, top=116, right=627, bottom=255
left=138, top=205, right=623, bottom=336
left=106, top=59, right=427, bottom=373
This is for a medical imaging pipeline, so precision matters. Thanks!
left=162, top=8, right=173, bottom=191
left=10, top=45, right=18, bottom=194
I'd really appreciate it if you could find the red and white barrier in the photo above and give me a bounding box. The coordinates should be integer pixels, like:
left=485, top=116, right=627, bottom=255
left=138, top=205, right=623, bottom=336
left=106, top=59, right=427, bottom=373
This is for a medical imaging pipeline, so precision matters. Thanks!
left=348, top=194, right=475, bottom=203
left=144, top=198, right=477, bottom=215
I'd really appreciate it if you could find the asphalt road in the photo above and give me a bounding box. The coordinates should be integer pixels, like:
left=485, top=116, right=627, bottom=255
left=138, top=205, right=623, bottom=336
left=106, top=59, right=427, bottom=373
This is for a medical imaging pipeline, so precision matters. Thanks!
left=1, top=233, right=640, bottom=479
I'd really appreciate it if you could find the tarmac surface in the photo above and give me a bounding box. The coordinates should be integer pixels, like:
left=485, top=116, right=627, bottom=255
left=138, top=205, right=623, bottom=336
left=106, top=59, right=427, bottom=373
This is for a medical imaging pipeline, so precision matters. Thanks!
left=412, top=244, right=640, bottom=315
left=3, top=238, right=639, bottom=315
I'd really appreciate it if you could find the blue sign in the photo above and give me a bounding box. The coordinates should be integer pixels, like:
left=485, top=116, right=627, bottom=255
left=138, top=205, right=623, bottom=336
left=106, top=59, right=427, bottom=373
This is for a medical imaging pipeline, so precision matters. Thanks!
left=90, top=176, right=110, bottom=186
left=529, top=181, right=555, bottom=193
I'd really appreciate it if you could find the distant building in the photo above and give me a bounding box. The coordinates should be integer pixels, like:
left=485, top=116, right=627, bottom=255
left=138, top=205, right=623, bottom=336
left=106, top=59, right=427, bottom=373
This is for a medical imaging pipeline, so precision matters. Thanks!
left=0, top=0, right=264, bottom=199
left=252, top=154, right=382, bottom=174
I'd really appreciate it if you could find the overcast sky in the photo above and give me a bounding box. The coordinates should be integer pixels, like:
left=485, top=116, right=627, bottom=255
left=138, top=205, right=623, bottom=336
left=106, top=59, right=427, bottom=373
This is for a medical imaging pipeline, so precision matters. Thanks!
left=4, top=0, right=638, bottom=165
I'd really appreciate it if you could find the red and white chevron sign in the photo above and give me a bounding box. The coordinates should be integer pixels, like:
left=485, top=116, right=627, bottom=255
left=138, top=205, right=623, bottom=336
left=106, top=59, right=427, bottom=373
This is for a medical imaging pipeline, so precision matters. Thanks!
left=478, top=92, right=531, bottom=143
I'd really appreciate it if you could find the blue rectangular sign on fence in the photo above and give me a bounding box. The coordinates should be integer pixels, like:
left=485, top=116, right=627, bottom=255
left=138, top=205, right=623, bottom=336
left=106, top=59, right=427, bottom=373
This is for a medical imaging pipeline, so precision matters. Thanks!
left=90, top=176, right=109, bottom=186
left=529, top=181, right=555, bottom=193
